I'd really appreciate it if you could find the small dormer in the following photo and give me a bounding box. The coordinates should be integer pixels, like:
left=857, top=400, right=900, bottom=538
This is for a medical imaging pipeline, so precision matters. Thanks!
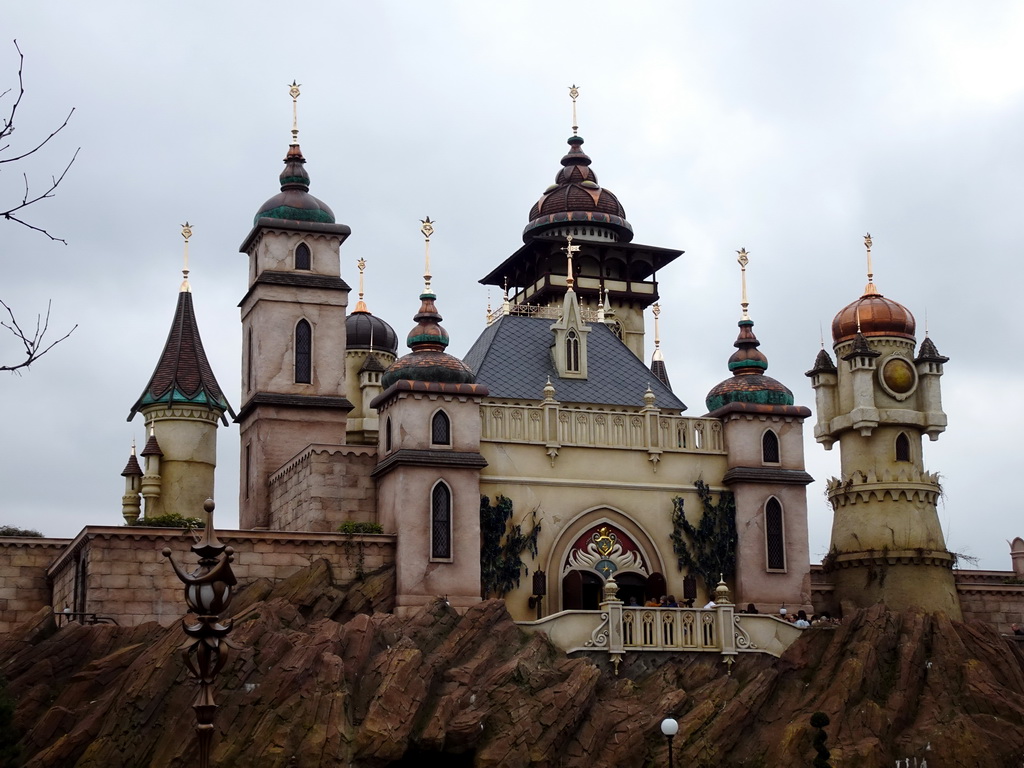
left=550, top=285, right=590, bottom=379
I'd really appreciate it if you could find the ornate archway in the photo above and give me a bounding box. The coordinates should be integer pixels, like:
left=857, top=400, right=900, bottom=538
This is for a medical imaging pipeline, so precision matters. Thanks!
left=560, top=522, right=665, bottom=610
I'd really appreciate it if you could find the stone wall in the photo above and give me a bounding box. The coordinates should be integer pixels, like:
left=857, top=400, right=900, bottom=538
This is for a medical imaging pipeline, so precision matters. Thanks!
left=0, top=537, right=69, bottom=630
left=269, top=444, right=378, bottom=532
left=40, top=526, right=395, bottom=628
left=956, top=570, right=1024, bottom=633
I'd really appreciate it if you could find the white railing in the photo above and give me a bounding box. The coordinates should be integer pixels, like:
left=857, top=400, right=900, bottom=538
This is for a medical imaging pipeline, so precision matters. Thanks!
left=481, top=402, right=725, bottom=458
left=517, top=601, right=803, bottom=673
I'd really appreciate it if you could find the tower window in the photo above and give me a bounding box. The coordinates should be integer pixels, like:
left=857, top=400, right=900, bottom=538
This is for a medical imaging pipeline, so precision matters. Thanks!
left=431, top=410, right=451, bottom=446
left=295, top=319, right=312, bottom=384
left=566, top=329, right=580, bottom=373
left=385, top=417, right=393, bottom=453
left=246, top=328, right=253, bottom=393
left=295, top=242, right=311, bottom=270
left=762, top=430, right=780, bottom=464
left=895, top=432, right=911, bottom=462
left=766, top=498, right=786, bottom=571
left=431, top=482, right=452, bottom=559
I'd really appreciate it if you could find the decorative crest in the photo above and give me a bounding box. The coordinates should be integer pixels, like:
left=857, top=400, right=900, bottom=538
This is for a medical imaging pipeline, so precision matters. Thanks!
left=420, top=217, right=434, bottom=294
left=181, top=222, right=193, bottom=293
left=736, top=248, right=750, bottom=320
left=562, top=234, right=580, bottom=289
left=569, top=84, right=580, bottom=136
left=289, top=80, right=302, bottom=145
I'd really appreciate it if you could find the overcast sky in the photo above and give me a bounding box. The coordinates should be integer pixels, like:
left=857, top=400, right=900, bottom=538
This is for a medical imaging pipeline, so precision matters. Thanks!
left=2, top=3, right=1021, bottom=570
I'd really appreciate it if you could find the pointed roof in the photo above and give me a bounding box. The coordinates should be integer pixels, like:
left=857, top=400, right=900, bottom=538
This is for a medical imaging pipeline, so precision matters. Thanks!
left=915, top=336, right=949, bottom=364
left=805, top=347, right=838, bottom=377
left=121, top=449, right=143, bottom=477
left=650, top=350, right=671, bottom=390
left=705, top=319, right=794, bottom=413
left=128, top=290, right=235, bottom=424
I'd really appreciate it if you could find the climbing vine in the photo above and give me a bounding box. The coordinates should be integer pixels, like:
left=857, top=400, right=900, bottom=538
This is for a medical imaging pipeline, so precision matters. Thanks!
left=669, top=479, right=736, bottom=593
left=480, top=495, right=541, bottom=598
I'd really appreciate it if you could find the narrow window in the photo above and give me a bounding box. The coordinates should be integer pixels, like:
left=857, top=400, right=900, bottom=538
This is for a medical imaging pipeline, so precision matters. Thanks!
left=895, top=432, right=911, bottom=462
left=385, top=417, right=393, bottom=453
left=295, top=242, right=311, bottom=270
left=566, top=329, right=580, bottom=372
left=246, top=328, right=253, bottom=393
left=766, top=498, right=786, bottom=570
left=762, top=430, right=780, bottom=464
left=295, top=320, right=312, bottom=384
left=431, top=482, right=452, bottom=559
left=431, top=410, right=451, bottom=445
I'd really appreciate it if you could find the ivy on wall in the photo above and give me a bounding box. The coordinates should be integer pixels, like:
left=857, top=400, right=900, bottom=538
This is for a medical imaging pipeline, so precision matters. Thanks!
left=670, top=479, right=737, bottom=593
left=480, top=495, right=541, bottom=598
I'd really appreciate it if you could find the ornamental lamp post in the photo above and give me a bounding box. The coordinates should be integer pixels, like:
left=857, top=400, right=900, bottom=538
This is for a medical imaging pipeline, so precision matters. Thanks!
left=661, top=717, right=679, bottom=768
left=163, top=498, right=237, bottom=768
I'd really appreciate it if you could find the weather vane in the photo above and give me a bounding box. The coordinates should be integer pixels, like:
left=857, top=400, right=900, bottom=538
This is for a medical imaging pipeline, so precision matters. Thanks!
left=289, top=80, right=301, bottom=145
left=736, top=248, right=750, bottom=320
left=562, top=234, right=580, bottom=289
left=421, top=217, right=435, bottom=293
left=181, top=222, right=193, bottom=293
left=569, top=84, right=580, bottom=136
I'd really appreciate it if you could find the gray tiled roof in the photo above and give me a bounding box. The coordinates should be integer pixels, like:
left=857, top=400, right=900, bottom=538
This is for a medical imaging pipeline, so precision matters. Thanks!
left=463, top=314, right=687, bottom=411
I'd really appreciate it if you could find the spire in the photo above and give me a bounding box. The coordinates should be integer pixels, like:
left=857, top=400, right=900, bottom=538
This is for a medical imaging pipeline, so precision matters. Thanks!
left=409, top=217, right=448, bottom=352
left=562, top=234, right=580, bottom=290
left=737, top=248, right=750, bottom=320
left=353, top=257, right=368, bottom=314
left=569, top=83, right=580, bottom=137
left=121, top=440, right=143, bottom=476
left=650, top=303, right=671, bottom=389
left=129, top=228, right=235, bottom=424
left=421, top=217, right=435, bottom=296
left=280, top=81, right=310, bottom=193
left=727, top=249, right=767, bottom=374
left=862, top=232, right=879, bottom=296
left=180, top=222, right=192, bottom=293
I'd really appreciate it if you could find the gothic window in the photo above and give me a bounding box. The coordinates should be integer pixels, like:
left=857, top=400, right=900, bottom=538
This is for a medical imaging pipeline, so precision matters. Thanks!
left=295, top=242, right=311, bottom=270
left=295, top=320, right=312, bottom=384
left=766, top=498, right=786, bottom=571
left=431, top=482, right=452, bottom=560
left=608, top=321, right=622, bottom=340
left=566, top=329, right=580, bottom=373
left=385, top=417, right=393, bottom=453
left=762, top=430, right=780, bottom=464
left=431, top=410, right=451, bottom=446
left=895, top=432, right=911, bottom=462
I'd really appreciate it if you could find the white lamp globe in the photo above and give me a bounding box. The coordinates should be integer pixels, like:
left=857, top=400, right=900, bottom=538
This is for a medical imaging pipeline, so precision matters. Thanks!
left=660, top=718, right=679, bottom=737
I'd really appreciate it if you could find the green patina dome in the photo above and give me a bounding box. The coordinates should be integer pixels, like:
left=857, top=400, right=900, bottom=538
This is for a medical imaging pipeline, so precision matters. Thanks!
left=254, top=144, right=335, bottom=225
left=705, top=319, right=794, bottom=412
left=382, top=290, right=475, bottom=388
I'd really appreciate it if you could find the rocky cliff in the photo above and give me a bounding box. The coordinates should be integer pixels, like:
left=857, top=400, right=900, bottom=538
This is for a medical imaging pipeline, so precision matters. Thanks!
left=3, top=560, right=1024, bottom=767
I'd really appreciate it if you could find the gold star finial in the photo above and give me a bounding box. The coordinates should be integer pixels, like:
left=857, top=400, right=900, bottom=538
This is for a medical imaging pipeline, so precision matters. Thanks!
left=569, top=84, right=580, bottom=136
left=736, top=248, right=750, bottom=320
left=562, top=234, right=581, bottom=289
left=289, top=80, right=302, bottom=145
left=421, top=217, right=435, bottom=293
left=180, top=222, right=193, bottom=293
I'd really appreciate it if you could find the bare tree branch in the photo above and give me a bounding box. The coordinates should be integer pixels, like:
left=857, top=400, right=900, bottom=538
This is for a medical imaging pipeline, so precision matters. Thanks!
left=0, top=299, right=77, bottom=373
left=1, top=39, right=79, bottom=372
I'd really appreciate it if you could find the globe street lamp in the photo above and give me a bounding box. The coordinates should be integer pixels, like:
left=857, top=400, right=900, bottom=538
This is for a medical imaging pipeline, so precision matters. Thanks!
left=661, top=717, right=679, bottom=768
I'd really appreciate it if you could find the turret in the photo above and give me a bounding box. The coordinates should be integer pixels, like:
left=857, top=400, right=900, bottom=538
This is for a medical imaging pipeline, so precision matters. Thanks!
left=120, top=442, right=143, bottom=524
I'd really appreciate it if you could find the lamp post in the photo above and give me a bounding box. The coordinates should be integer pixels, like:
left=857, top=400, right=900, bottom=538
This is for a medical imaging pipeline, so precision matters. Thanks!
left=661, top=717, right=679, bottom=768
left=163, top=499, right=237, bottom=768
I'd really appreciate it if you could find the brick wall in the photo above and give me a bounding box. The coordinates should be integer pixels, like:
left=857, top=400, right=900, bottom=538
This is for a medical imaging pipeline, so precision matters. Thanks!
left=269, top=444, right=378, bottom=532
left=0, top=538, right=69, bottom=630
left=37, top=527, right=395, bottom=628
left=956, top=570, right=1024, bottom=634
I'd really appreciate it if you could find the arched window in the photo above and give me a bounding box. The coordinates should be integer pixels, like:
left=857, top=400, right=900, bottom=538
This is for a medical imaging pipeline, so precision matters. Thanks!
left=895, top=432, right=911, bottom=462
left=385, top=417, right=393, bottom=453
left=766, top=498, right=786, bottom=571
left=295, top=320, right=312, bottom=384
left=295, top=242, right=311, bottom=270
left=246, top=328, right=253, bottom=393
left=431, top=410, right=451, bottom=446
left=566, top=329, right=580, bottom=372
left=430, top=482, right=452, bottom=559
left=762, top=430, right=780, bottom=464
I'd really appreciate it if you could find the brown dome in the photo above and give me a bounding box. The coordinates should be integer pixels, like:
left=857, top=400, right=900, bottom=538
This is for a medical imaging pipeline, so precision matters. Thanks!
left=523, top=136, right=633, bottom=242
left=832, top=288, right=916, bottom=344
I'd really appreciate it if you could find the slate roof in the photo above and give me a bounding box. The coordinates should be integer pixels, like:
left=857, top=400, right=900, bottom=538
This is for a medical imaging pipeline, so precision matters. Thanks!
left=463, top=314, right=686, bottom=411
left=128, top=290, right=235, bottom=424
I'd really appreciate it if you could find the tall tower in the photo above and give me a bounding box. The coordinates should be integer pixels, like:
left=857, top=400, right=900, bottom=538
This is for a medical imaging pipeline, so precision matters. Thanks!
left=704, top=250, right=813, bottom=611
left=237, top=84, right=353, bottom=529
left=128, top=224, right=234, bottom=521
left=372, top=220, right=488, bottom=616
left=478, top=86, right=682, bottom=360
left=808, top=235, right=959, bottom=618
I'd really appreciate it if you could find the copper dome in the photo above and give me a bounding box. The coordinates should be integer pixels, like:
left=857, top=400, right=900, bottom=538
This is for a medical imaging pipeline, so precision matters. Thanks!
left=254, top=144, right=335, bottom=226
left=705, top=319, right=794, bottom=412
left=832, top=289, right=916, bottom=344
left=523, top=136, right=633, bottom=242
